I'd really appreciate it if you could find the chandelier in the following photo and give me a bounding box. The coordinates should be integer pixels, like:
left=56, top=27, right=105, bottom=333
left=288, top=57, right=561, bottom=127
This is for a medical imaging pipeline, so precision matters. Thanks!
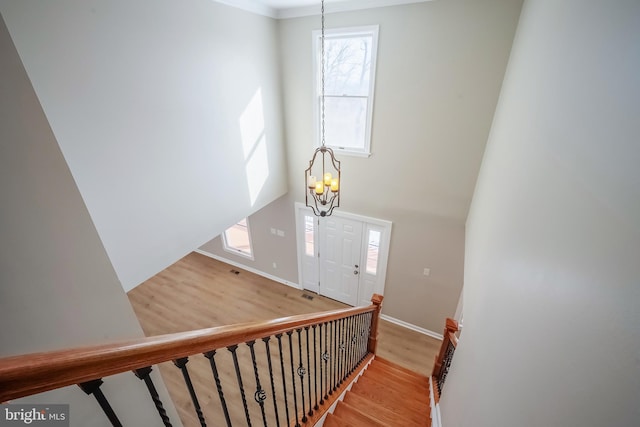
left=305, top=0, right=340, bottom=217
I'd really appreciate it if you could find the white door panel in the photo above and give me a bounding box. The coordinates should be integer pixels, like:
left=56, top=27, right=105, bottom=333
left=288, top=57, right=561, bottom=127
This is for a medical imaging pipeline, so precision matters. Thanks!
left=320, top=216, right=362, bottom=306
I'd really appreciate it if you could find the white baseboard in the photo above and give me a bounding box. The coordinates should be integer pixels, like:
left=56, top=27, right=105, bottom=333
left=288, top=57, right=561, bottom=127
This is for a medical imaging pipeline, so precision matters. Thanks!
left=380, top=314, right=444, bottom=341
left=429, top=377, right=443, bottom=427
left=195, top=249, right=303, bottom=290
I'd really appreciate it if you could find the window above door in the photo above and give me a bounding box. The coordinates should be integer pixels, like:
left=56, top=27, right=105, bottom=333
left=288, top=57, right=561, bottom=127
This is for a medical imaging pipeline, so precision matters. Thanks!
left=313, top=25, right=379, bottom=157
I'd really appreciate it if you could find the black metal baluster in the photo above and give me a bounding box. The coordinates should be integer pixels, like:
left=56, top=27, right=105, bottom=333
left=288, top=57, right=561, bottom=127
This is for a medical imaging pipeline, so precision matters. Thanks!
left=438, top=340, right=456, bottom=394
left=228, top=344, right=252, bottom=427
left=312, top=324, right=319, bottom=410
left=333, top=320, right=340, bottom=391
left=354, top=314, right=361, bottom=367
left=134, top=367, right=173, bottom=427
left=365, top=312, right=373, bottom=360
left=275, top=334, right=291, bottom=427
left=305, top=327, right=313, bottom=417
left=323, top=321, right=329, bottom=400
left=352, top=314, right=358, bottom=367
left=339, top=317, right=346, bottom=384
left=296, top=328, right=308, bottom=423
left=358, top=313, right=365, bottom=363
left=347, top=316, right=353, bottom=375
left=346, top=316, right=355, bottom=375
left=359, top=313, right=365, bottom=362
left=319, top=322, right=325, bottom=404
left=287, top=331, right=301, bottom=427
left=336, top=318, right=342, bottom=386
left=204, top=350, right=232, bottom=427
left=361, top=313, right=369, bottom=361
left=78, top=379, right=123, bottom=427
left=344, top=317, right=350, bottom=380
left=328, top=320, right=333, bottom=395
left=350, top=314, right=357, bottom=374
left=356, top=314, right=362, bottom=364
left=247, top=341, right=268, bottom=427
left=262, top=337, right=281, bottom=427
left=174, top=358, right=207, bottom=427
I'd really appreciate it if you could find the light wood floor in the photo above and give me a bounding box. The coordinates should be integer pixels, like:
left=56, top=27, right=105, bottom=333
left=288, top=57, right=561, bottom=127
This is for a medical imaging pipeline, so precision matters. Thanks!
left=128, top=252, right=441, bottom=427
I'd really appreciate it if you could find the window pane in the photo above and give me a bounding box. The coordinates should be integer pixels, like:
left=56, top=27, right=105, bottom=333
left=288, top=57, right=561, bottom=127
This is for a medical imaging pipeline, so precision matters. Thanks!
left=324, top=96, right=367, bottom=150
left=305, top=215, right=315, bottom=256
left=314, top=26, right=378, bottom=155
left=224, top=218, right=252, bottom=257
left=366, top=230, right=381, bottom=275
left=324, top=35, right=372, bottom=97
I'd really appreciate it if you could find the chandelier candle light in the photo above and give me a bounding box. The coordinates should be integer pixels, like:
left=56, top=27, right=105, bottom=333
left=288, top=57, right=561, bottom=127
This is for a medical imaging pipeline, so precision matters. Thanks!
left=305, top=0, right=341, bottom=217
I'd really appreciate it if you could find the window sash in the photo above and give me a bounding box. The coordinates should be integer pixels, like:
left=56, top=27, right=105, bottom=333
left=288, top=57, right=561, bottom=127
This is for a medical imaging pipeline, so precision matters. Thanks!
left=222, top=218, right=254, bottom=260
left=313, top=25, right=379, bottom=157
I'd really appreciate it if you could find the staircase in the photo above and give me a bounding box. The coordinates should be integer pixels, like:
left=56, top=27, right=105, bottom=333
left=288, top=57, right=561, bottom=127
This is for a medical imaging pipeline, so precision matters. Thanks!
left=324, top=357, right=431, bottom=427
left=0, top=296, right=453, bottom=427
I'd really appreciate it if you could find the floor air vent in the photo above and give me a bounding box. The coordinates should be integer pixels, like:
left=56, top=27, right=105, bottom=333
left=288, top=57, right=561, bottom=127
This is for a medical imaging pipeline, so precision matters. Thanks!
left=301, top=293, right=314, bottom=300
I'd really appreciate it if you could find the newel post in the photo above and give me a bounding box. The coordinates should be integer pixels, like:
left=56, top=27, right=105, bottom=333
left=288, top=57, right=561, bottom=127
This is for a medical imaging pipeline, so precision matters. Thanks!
left=367, top=294, right=384, bottom=354
left=432, top=317, right=460, bottom=377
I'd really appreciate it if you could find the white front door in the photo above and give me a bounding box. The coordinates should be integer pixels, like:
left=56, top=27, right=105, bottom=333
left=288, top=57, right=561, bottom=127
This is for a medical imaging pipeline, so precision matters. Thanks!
left=319, top=216, right=363, bottom=306
left=295, top=203, right=392, bottom=307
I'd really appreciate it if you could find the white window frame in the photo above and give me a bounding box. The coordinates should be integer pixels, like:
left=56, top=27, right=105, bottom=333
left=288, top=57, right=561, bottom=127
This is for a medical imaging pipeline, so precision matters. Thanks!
left=312, top=25, right=379, bottom=158
left=222, top=218, right=255, bottom=260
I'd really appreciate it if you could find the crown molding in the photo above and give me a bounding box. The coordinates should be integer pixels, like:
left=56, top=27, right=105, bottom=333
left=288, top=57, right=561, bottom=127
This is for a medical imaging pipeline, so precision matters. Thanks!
left=213, top=0, right=278, bottom=18
left=213, top=0, right=432, bottom=20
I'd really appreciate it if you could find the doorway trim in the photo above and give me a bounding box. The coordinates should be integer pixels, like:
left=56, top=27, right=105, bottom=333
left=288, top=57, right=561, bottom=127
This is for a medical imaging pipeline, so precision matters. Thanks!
left=294, top=202, right=392, bottom=306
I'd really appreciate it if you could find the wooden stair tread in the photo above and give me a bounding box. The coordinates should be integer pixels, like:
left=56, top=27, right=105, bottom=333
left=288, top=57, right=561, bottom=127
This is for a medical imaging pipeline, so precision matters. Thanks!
left=323, top=413, right=342, bottom=427
left=374, top=356, right=429, bottom=379
left=343, top=390, right=426, bottom=427
left=357, top=372, right=431, bottom=400
left=349, top=384, right=430, bottom=424
left=370, top=359, right=429, bottom=382
left=367, top=362, right=430, bottom=390
left=332, top=401, right=391, bottom=427
left=350, top=379, right=430, bottom=416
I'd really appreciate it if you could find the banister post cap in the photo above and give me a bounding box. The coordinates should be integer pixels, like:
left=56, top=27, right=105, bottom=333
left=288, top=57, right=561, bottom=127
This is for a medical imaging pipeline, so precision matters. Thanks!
left=371, top=294, right=384, bottom=306
left=445, top=318, right=459, bottom=333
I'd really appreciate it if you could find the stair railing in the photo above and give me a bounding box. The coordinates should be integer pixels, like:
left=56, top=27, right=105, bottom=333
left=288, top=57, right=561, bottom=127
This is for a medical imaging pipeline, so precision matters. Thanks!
left=0, top=294, right=384, bottom=427
left=432, top=317, right=459, bottom=398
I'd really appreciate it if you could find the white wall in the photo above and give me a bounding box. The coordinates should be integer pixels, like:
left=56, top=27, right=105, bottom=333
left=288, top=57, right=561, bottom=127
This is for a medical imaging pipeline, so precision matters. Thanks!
left=0, top=13, right=181, bottom=426
left=208, top=0, right=522, bottom=333
left=441, top=0, right=640, bottom=426
left=0, top=0, right=288, bottom=291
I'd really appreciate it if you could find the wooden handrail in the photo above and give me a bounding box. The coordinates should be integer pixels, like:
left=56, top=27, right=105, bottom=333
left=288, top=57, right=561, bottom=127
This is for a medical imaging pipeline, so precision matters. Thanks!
left=0, top=303, right=379, bottom=402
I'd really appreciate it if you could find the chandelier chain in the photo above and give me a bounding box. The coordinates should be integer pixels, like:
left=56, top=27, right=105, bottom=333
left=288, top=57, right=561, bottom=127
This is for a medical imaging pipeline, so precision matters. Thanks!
left=321, top=0, right=326, bottom=147
left=305, top=0, right=339, bottom=218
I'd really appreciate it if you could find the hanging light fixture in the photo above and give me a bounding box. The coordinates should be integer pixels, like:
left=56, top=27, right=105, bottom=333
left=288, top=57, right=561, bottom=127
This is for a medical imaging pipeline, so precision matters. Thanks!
left=305, top=0, right=340, bottom=217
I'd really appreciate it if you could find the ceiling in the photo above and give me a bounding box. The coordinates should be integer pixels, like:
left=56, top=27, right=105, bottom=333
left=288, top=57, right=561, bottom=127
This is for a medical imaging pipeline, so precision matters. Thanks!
left=215, top=0, right=430, bottom=19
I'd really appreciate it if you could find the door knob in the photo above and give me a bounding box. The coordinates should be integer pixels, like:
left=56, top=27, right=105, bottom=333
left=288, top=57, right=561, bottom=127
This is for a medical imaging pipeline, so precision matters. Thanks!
left=355, top=265, right=359, bottom=268
left=354, top=270, right=359, bottom=275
